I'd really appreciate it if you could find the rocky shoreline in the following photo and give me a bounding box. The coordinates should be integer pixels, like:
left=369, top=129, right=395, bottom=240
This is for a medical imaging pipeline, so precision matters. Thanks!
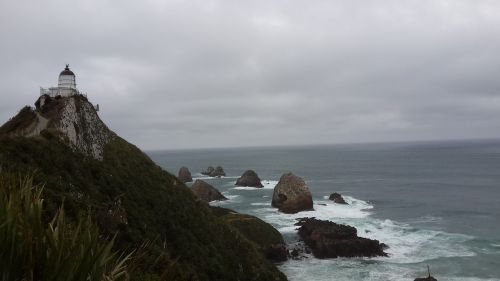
left=175, top=167, right=439, bottom=280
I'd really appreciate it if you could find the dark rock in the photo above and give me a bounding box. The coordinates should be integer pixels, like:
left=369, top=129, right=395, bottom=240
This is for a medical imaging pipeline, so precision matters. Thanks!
left=212, top=166, right=226, bottom=177
left=265, top=244, right=288, bottom=262
left=329, top=192, right=348, bottom=204
left=272, top=172, right=313, bottom=214
left=178, top=166, right=193, bottom=183
left=415, top=266, right=437, bottom=281
left=201, top=166, right=226, bottom=177
left=296, top=218, right=388, bottom=258
left=201, top=166, right=215, bottom=176
left=235, top=170, right=263, bottom=187
left=415, top=277, right=437, bottom=281
left=191, top=180, right=227, bottom=202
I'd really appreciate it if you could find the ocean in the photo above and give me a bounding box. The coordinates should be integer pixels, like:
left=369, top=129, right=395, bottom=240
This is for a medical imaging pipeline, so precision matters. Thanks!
left=147, top=140, right=500, bottom=281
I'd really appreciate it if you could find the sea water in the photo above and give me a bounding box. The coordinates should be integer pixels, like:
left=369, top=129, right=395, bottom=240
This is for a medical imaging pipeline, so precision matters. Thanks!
left=147, top=140, right=500, bottom=281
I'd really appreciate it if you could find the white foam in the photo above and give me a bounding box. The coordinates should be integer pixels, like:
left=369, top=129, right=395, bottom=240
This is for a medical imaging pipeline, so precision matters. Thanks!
left=261, top=180, right=278, bottom=189
left=247, top=195, right=475, bottom=268
left=249, top=198, right=373, bottom=236
left=250, top=202, right=270, bottom=206
left=192, top=173, right=240, bottom=180
left=232, top=180, right=278, bottom=190
left=361, top=219, right=475, bottom=264
left=209, top=194, right=240, bottom=206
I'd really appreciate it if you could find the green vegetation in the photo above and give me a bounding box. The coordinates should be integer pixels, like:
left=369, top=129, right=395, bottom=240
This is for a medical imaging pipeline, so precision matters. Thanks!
left=0, top=131, right=287, bottom=281
left=0, top=106, right=36, bottom=135
left=211, top=207, right=285, bottom=254
left=0, top=173, right=130, bottom=281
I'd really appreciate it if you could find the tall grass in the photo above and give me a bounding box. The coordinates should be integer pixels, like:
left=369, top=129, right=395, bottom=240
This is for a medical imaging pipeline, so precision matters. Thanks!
left=0, top=173, right=131, bottom=281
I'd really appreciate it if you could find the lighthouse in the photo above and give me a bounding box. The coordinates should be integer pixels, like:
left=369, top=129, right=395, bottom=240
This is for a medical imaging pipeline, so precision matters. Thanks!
left=40, top=64, right=80, bottom=97
left=58, top=64, right=76, bottom=89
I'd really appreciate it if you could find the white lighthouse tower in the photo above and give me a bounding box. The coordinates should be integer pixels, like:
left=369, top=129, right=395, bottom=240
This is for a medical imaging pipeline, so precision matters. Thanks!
left=40, top=64, right=80, bottom=97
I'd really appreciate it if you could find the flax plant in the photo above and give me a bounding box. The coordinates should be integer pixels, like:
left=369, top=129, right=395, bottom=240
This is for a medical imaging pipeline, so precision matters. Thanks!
left=0, top=173, right=131, bottom=281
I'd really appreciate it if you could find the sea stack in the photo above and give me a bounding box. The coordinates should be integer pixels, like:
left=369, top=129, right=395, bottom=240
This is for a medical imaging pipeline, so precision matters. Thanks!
left=178, top=166, right=193, bottom=183
left=329, top=192, right=348, bottom=204
left=191, top=180, right=227, bottom=202
left=235, top=170, right=264, bottom=188
left=295, top=218, right=388, bottom=258
left=271, top=172, right=313, bottom=213
left=201, top=166, right=226, bottom=177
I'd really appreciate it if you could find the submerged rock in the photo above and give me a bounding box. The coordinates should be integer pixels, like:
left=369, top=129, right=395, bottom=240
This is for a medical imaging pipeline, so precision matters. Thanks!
left=178, top=166, right=193, bottom=183
left=296, top=218, right=388, bottom=258
left=235, top=170, right=263, bottom=187
left=415, top=277, right=437, bottom=281
left=329, top=192, right=348, bottom=204
left=201, top=166, right=226, bottom=177
left=271, top=172, right=313, bottom=213
left=415, top=266, right=437, bottom=281
left=191, top=180, right=227, bottom=202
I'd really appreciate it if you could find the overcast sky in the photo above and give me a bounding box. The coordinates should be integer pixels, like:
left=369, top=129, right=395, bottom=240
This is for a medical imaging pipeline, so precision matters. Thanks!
left=1, top=0, right=500, bottom=150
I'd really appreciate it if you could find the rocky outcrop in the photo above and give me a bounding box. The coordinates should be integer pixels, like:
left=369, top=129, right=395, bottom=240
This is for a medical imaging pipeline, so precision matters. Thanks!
left=329, top=192, right=348, bottom=204
left=296, top=218, right=387, bottom=258
left=201, top=166, right=226, bottom=177
left=415, top=277, right=437, bottom=281
left=211, top=206, right=288, bottom=262
left=0, top=95, right=114, bottom=160
left=415, top=266, right=437, bottom=281
left=271, top=172, right=313, bottom=213
left=235, top=170, right=263, bottom=187
left=191, top=180, right=227, bottom=202
left=178, top=166, right=193, bottom=183
left=201, top=166, right=215, bottom=176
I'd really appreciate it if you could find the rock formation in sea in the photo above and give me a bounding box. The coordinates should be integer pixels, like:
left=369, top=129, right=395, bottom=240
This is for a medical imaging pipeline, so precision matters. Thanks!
left=201, top=166, right=215, bottom=176
left=201, top=165, right=226, bottom=177
left=235, top=170, right=264, bottom=187
left=295, top=218, right=388, bottom=258
left=191, top=179, right=228, bottom=202
left=271, top=172, right=313, bottom=213
left=329, top=192, right=348, bottom=204
left=178, top=166, right=193, bottom=183
left=414, top=266, right=438, bottom=281
left=415, top=277, right=437, bottom=281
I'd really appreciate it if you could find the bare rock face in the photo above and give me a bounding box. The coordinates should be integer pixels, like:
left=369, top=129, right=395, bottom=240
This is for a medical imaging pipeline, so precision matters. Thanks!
left=271, top=172, right=313, bottom=214
left=329, top=192, right=348, bottom=204
left=201, top=166, right=226, bottom=177
left=191, top=180, right=227, bottom=202
left=178, top=166, right=193, bottom=183
left=201, top=166, right=215, bottom=176
left=236, top=170, right=263, bottom=188
left=296, top=218, right=388, bottom=258
left=0, top=95, right=114, bottom=160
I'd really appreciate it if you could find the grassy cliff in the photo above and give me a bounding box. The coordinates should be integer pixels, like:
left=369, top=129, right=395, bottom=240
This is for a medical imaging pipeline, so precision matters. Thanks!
left=0, top=104, right=286, bottom=280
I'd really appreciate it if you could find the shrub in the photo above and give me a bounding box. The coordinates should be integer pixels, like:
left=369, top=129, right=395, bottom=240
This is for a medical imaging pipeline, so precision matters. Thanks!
left=0, top=173, right=131, bottom=281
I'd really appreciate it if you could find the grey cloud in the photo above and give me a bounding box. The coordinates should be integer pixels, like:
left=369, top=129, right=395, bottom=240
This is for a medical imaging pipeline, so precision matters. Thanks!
left=1, top=0, right=500, bottom=149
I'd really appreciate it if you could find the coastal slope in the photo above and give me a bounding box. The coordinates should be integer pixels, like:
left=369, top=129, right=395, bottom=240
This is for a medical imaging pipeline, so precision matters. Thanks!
left=0, top=94, right=286, bottom=281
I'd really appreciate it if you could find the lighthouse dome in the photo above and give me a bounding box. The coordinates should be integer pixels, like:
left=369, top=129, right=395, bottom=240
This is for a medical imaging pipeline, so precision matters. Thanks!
left=58, top=64, right=76, bottom=89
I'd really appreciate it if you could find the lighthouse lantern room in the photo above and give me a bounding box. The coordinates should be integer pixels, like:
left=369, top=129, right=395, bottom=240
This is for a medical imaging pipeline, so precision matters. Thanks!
left=40, top=64, right=80, bottom=97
